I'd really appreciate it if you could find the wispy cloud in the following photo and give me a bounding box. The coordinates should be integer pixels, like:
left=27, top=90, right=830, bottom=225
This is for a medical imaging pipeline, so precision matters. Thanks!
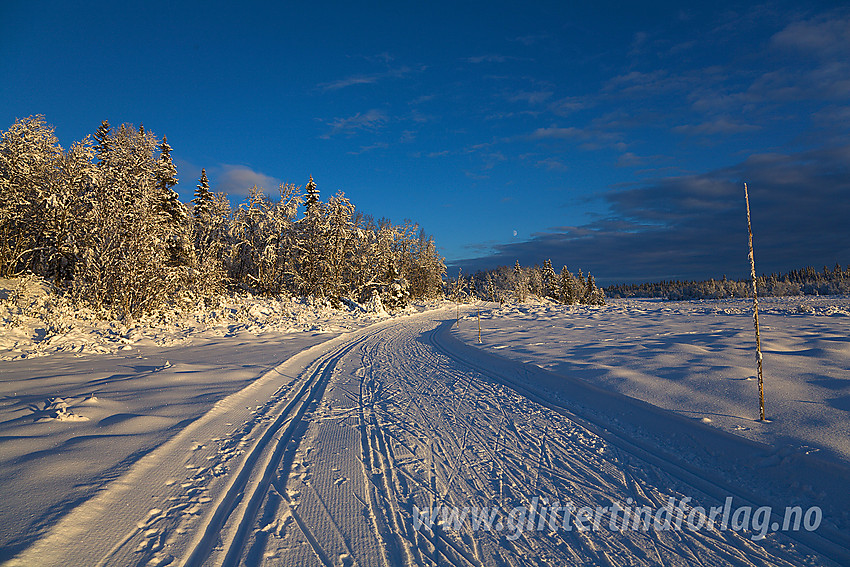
left=527, top=126, right=585, bottom=141
left=673, top=118, right=760, bottom=136
left=320, top=75, right=380, bottom=90
left=321, top=109, right=388, bottom=138
left=548, top=96, right=587, bottom=116
left=616, top=152, right=645, bottom=168
left=347, top=142, right=389, bottom=155
left=409, top=94, right=435, bottom=105
left=511, top=33, right=550, bottom=46
left=464, top=54, right=515, bottom=64
left=481, top=151, right=507, bottom=170
left=615, top=152, right=670, bottom=169
left=535, top=157, right=568, bottom=171
left=507, top=90, right=554, bottom=105
left=604, top=70, right=671, bottom=93
left=319, top=66, right=413, bottom=91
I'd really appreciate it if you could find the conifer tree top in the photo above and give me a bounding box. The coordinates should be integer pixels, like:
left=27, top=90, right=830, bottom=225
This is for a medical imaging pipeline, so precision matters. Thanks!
left=305, top=175, right=320, bottom=209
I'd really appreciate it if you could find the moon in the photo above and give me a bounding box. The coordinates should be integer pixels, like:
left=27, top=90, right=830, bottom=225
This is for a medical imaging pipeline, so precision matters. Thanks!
left=512, top=230, right=518, bottom=237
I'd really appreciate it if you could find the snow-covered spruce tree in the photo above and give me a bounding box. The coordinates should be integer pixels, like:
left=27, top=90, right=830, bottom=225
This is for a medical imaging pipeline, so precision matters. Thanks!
left=293, top=182, right=331, bottom=297
left=304, top=174, right=320, bottom=210
left=584, top=273, right=605, bottom=305
left=485, top=272, right=498, bottom=303
left=558, top=265, right=576, bottom=305
left=154, top=137, right=190, bottom=268
left=542, top=258, right=557, bottom=300
left=187, top=169, right=229, bottom=299
left=93, top=120, right=111, bottom=165
left=153, top=137, right=186, bottom=227
left=528, top=264, right=543, bottom=298
left=512, top=260, right=528, bottom=302
left=191, top=168, right=213, bottom=220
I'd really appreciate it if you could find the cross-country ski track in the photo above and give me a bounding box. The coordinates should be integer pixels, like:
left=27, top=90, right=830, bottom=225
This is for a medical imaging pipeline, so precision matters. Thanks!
left=6, top=306, right=850, bottom=567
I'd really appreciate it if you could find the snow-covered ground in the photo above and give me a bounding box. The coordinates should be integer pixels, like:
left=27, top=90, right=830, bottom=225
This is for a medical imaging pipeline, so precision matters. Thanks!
left=0, top=277, right=443, bottom=562
left=2, top=287, right=849, bottom=566
left=456, top=296, right=850, bottom=466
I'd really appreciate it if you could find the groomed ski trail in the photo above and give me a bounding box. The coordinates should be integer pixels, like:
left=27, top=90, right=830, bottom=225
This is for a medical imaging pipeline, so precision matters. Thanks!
left=6, top=308, right=848, bottom=566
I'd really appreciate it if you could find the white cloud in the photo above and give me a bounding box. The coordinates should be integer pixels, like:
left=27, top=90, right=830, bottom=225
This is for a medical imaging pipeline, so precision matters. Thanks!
left=213, top=164, right=281, bottom=197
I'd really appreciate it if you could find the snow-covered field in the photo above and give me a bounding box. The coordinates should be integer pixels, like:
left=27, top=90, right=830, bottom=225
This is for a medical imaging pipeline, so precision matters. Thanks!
left=2, top=288, right=849, bottom=566
left=457, top=296, right=850, bottom=466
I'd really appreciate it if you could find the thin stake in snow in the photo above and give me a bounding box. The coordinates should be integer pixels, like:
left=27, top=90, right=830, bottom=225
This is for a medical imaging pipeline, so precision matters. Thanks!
left=744, top=183, right=766, bottom=421
left=477, top=306, right=482, bottom=343
left=454, top=268, right=464, bottom=327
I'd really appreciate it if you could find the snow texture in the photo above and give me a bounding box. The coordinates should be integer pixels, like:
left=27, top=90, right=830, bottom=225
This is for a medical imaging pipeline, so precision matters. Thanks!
left=1, top=293, right=849, bottom=566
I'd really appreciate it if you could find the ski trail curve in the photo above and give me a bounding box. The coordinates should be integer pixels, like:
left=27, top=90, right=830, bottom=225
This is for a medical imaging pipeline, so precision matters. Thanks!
left=6, top=308, right=847, bottom=566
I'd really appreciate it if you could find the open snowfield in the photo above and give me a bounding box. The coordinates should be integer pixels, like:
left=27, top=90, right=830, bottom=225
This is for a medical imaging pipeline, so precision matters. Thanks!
left=2, top=290, right=850, bottom=566
left=457, top=296, right=850, bottom=466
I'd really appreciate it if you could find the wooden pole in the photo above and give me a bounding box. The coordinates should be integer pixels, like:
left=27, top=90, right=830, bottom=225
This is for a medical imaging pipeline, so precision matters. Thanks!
left=477, top=306, right=482, bottom=343
left=455, top=269, right=462, bottom=327
left=744, top=183, right=766, bottom=421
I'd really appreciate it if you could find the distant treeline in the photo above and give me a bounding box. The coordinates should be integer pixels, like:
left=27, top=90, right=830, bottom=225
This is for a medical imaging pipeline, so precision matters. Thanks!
left=0, top=115, right=445, bottom=318
left=453, top=260, right=605, bottom=305
left=606, top=265, right=850, bottom=300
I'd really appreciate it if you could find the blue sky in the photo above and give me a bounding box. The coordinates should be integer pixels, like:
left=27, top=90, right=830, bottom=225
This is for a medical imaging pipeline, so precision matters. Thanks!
left=2, top=1, right=849, bottom=284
